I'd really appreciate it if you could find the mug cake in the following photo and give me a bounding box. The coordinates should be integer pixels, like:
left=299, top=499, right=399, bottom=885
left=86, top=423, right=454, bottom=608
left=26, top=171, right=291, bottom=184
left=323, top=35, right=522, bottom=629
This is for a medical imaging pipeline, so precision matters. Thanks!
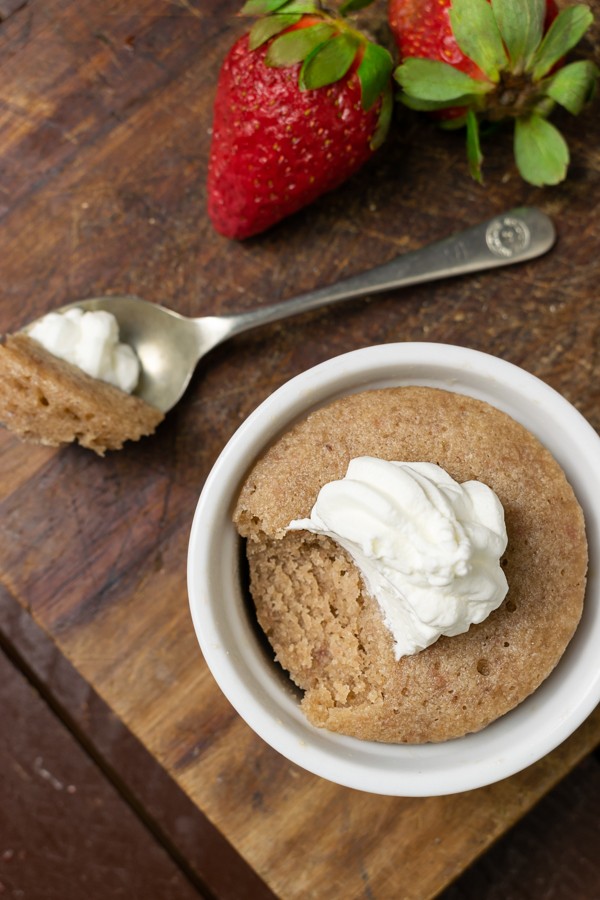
left=234, top=386, right=587, bottom=743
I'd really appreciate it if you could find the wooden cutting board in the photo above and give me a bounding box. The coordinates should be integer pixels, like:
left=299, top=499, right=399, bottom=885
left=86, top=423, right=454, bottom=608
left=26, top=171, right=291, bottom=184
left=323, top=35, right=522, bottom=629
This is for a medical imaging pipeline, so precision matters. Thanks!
left=1, top=1, right=599, bottom=897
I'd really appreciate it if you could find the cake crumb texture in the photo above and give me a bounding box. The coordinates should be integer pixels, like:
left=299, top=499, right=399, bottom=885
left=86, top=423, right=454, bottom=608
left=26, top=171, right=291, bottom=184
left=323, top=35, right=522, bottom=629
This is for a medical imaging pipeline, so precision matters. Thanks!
left=0, top=333, right=164, bottom=455
left=235, top=386, right=588, bottom=743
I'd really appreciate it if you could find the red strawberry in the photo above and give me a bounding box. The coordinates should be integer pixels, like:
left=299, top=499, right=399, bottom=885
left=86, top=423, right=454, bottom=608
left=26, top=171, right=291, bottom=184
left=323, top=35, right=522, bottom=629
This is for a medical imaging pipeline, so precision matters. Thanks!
left=390, top=0, right=598, bottom=185
left=389, top=0, right=489, bottom=80
left=207, top=1, right=393, bottom=240
left=389, top=0, right=559, bottom=78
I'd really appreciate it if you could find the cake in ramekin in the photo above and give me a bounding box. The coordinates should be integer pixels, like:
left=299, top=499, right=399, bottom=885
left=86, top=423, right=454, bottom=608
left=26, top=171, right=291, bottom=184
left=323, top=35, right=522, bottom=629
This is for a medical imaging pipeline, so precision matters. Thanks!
left=234, top=386, right=587, bottom=743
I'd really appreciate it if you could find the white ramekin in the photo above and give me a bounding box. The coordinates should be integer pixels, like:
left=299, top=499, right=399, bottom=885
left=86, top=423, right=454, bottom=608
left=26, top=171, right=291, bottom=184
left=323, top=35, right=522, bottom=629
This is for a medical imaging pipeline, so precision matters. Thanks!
left=187, top=343, right=600, bottom=796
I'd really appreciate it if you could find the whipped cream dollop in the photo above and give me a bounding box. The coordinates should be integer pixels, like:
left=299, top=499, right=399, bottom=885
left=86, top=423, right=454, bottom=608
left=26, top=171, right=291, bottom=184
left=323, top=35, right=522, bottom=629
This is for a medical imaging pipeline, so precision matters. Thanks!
left=287, top=457, right=509, bottom=659
left=29, top=308, right=140, bottom=394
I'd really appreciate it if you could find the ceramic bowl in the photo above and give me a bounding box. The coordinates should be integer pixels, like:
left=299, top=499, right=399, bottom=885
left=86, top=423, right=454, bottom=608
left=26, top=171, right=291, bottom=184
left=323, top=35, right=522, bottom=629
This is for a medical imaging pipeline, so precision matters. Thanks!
left=187, top=343, right=600, bottom=796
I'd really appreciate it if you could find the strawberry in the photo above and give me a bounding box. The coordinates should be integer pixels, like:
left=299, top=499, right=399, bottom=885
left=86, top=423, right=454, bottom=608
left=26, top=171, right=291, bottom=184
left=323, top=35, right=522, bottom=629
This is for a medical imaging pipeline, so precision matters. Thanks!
left=389, top=0, right=493, bottom=81
left=389, top=0, right=558, bottom=81
left=389, top=0, right=598, bottom=185
left=207, top=0, right=393, bottom=239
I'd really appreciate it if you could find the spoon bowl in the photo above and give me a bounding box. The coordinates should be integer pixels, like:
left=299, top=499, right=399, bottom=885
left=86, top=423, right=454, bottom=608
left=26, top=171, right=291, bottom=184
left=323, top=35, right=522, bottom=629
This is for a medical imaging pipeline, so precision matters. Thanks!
left=23, top=207, right=555, bottom=412
left=45, top=296, right=225, bottom=413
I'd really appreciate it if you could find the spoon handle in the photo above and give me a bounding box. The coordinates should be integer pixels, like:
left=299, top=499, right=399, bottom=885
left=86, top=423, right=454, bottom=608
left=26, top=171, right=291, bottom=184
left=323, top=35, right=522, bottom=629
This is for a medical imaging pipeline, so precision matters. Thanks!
left=220, top=207, right=555, bottom=339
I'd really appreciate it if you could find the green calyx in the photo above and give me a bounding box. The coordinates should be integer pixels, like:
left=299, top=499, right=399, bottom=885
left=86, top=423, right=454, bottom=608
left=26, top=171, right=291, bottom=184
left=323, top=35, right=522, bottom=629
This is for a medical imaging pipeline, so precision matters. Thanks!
left=394, top=0, right=599, bottom=186
left=338, top=0, right=378, bottom=12
left=240, top=0, right=393, bottom=148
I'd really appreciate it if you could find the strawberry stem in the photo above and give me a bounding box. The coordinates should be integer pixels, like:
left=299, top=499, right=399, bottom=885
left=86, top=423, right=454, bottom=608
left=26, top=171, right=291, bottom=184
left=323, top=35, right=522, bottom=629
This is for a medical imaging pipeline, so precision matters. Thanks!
left=485, top=71, right=546, bottom=120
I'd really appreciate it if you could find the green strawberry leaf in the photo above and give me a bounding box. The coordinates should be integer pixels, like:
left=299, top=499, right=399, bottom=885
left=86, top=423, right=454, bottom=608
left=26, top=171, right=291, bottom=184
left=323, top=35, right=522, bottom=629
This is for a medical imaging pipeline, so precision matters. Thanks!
left=545, top=59, right=599, bottom=114
left=340, top=0, right=376, bottom=13
left=465, top=108, right=484, bottom=182
left=531, top=5, right=594, bottom=80
left=491, top=0, right=545, bottom=71
left=277, top=0, right=320, bottom=11
left=514, top=115, right=569, bottom=185
left=371, top=82, right=393, bottom=149
left=300, top=32, right=359, bottom=90
left=400, top=93, right=481, bottom=111
left=395, top=58, right=494, bottom=101
left=357, top=42, right=393, bottom=110
left=266, top=23, right=336, bottom=67
left=249, top=14, right=302, bottom=50
left=449, top=0, right=508, bottom=81
left=240, top=0, right=290, bottom=15
left=241, top=0, right=317, bottom=12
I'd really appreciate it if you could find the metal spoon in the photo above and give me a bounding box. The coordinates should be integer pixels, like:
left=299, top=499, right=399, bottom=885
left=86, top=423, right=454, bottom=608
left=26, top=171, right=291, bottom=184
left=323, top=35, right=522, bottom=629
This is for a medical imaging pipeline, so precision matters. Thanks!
left=24, top=207, right=554, bottom=412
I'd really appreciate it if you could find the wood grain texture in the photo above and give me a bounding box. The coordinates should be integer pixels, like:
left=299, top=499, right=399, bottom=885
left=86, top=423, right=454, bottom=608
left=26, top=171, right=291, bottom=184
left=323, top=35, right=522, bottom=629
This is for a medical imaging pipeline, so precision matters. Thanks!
left=1, top=1, right=599, bottom=897
left=0, top=584, right=276, bottom=899
left=0, top=647, right=204, bottom=900
left=442, top=754, right=600, bottom=900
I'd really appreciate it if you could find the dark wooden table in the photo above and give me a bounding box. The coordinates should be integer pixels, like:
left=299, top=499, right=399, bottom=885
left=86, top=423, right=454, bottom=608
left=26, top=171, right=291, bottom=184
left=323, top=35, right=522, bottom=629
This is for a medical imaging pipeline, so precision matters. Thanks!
left=1, top=1, right=599, bottom=898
